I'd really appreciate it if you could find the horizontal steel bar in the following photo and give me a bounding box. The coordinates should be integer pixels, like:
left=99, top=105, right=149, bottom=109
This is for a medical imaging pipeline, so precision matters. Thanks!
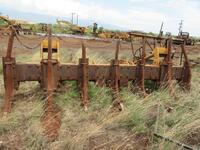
left=16, top=63, right=41, bottom=81
left=15, top=63, right=184, bottom=82
left=129, top=32, right=184, bottom=42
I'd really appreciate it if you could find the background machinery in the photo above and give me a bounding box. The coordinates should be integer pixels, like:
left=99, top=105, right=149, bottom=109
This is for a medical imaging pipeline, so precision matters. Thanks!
left=0, top=15, right=35, bottom=35
left=56, top=19, right=86, bottom=35
left=173, top=20, right=194, bottom=45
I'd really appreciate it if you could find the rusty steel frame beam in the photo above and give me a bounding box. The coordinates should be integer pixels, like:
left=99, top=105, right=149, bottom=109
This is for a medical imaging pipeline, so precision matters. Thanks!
left=129, top=32, right=184, bottom=42
left=12, top=64, right=183, bottom=83
left=2, top=30, right=192, bottom=114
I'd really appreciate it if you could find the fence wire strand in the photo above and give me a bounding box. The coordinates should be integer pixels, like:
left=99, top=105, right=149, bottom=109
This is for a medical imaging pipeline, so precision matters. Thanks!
left=54, top=34, right=118, bottom=49
left=18, top=32, right=48, bottom=40
left=13, top=27, right=47, bottom=50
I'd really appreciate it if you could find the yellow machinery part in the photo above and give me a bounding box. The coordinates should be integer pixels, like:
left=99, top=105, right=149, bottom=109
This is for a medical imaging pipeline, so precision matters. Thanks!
left=91, top=60, right=96, bottom=65
left=119, top=59, right=135, bottom=65
left=152, top=47, right=168, bottom=65
left=40, top=40, right=60, bottom=62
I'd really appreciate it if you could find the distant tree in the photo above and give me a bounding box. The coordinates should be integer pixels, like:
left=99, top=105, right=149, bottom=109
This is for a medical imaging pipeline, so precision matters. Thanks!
left=148, top=32, right=155, bottom=36
left=98, top=27, right=104, bottom=33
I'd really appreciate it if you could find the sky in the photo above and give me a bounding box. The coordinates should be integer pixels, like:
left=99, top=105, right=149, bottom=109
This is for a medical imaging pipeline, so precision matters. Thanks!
left=0, top=0, right=200, bottom=36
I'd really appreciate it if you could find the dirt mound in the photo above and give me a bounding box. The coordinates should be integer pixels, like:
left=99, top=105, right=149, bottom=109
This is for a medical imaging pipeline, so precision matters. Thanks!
left=183, top=126, right=200, bottom=145
left=85, top=129, right=149, bottom=150
left=41, top=104, right=61, bottom=142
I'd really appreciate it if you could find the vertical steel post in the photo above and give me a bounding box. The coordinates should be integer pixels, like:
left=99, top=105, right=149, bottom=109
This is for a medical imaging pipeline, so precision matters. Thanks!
left=134, top=37, right=146, bottom=96
left=181, top=40, right=191, bottom=90
left=2, top=29, right=15, bottom=114
left=113, top=41, right=120, bottom=93
left=180, top=50, right=183, bottom=66
left=154, top=38, right=156, bottom=49
left=46, top=27, right=53, bottom=109
left=42, top=26, right=61, bottom=142
left=77, top=42, right=89, bottom=110
left=6, top=30, right=15, bottom=58
left=111, top=41, right=123, bottom=110
left=140, top=37, right=146, bottom=95
left=130, top=35, right=135, bottom=61
left=81, top=42, right=89, bottom=111
left=166, top=38, right=172, bottom=90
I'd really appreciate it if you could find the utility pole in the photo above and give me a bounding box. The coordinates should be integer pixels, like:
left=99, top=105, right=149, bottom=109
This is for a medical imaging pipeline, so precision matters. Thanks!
left=179, top=20, right=183, bottom=35
left=76, top=14, right=79, bottom=25
left=71, top=13, right=76, bottom=24
left=159, top=22, right=164, bottom=37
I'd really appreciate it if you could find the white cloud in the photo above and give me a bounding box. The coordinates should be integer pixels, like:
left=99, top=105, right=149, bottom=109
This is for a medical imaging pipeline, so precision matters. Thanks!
left=129, top=0, right=159, bottom=2
left=0, top=0, right=200, bottom=36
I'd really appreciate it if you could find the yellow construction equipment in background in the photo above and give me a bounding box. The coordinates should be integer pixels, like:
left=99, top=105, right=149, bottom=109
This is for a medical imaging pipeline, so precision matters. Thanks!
left=57, top=19, right=86, bottom=35
left=40, top=40, right=60, bottom=62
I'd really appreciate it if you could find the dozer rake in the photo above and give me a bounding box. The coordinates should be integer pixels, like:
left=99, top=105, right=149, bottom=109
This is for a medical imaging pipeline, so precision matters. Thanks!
left=1, top=28, right=191, bottom=140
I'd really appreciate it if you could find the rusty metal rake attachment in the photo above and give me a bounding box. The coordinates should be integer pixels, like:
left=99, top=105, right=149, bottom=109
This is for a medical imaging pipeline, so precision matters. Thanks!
left=2, top=29, right=192, bottom=115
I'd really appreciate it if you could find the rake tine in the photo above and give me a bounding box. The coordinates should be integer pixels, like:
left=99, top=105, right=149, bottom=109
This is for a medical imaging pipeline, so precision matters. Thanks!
left=129, top=34, right=135, bottom=62
left=82, top=42, right=86, bottom=59
left=180, top=40, right=192, bottom=90
left=115, top=40, right=120, bottom=60
left=111, top=40, right=123, bottom=111
left=46, top=27, right=54, bottom=109
left=2, top=29, right=15, bottom=115
left=141, top=37, right=146, bottom=94
left=42, top=27, right=59, bottom=141
left=167, top=38, right=173, bottom=92
left=134, top=37, right=146, bottom=97
left=80, top=42, right=89, bottom=111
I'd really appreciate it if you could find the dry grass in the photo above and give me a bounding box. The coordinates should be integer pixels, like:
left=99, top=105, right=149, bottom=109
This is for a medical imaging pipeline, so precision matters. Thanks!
left=0, top=42, right=200, bottom=150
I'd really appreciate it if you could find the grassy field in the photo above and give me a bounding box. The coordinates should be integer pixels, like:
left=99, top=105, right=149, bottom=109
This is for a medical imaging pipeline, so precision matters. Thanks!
left=0, top=36, right=200, bottom=150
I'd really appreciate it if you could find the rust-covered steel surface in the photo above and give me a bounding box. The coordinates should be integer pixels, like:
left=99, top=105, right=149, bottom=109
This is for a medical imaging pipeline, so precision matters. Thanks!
left=2, top=31, right=192, bottom=107
left=11, top=64, right=184, bottom=83
left=134, top=37, right=146, bottom=96
left=78, top=43, right=89, bottom=110
left=180, top=42, right=192, bottom=90
left=40, top=28, right=61, bottom=142
left=4, top=36, right=185, bottom=93
left=110, top=41, right=122, bottom=110
left=1, top=28, right=192, bottom=140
